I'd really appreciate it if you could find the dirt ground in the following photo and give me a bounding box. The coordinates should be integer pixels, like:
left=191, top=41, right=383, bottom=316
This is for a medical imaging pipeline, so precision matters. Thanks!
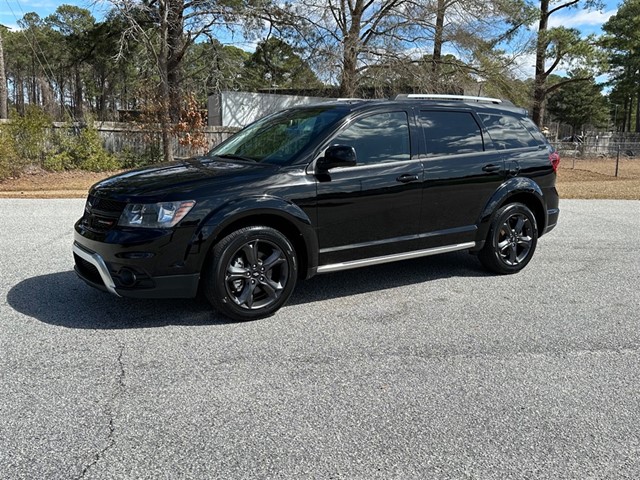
left=0, top=158, right=638, bottom=199
left=0, top=170, right=117, bottom=198
left=556, top=157, right=640, bottom=200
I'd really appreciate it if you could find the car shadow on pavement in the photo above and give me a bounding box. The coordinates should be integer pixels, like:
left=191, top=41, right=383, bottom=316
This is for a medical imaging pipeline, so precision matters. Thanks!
left=7, top=252, right=488, bottom=329
left=6, top=271, right=230, bottom=329
left=290, top=251, right=488, bottom=306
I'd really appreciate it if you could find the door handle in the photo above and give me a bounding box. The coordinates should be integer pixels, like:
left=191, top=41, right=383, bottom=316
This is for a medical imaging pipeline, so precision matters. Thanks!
left=482, top=164, right=501, bottom=173
left=396, top=173, right=419, bottom=183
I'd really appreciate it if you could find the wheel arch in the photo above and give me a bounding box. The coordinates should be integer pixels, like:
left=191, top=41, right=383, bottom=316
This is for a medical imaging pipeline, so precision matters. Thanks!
left=195, top=197, right=318, bottom=280
left=474, top=178, right=547, bottom=250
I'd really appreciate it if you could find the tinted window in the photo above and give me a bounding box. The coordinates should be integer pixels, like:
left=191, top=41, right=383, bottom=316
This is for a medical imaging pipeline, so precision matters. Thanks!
left=479, top=113, right=539, bottom=149
left=332, top=111, right=410, bottom=165
left=209, top=107, right=344, bottom=164
left=419, top=111, right=484, bottom=156
left=520, top=116, right=547, bottom=144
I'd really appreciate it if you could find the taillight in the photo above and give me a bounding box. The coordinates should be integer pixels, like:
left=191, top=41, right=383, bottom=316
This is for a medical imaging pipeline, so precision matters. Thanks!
left=549, top=152, right=560, bottom=173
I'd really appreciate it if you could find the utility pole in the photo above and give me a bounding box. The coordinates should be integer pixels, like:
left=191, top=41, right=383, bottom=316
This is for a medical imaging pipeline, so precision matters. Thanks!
left=0, top=27, right=8, bottom=119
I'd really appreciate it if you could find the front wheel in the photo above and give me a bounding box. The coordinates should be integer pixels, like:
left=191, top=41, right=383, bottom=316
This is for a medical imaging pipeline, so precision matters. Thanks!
left=203, top=226, right=298, bottom=321
left=479, top=203, right=538, bottom=274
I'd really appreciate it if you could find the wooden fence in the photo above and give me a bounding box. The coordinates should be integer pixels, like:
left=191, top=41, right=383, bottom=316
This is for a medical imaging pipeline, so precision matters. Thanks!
left=74, top=122, right=240, bottom=157
left=0, top=119, right=240, bottom=158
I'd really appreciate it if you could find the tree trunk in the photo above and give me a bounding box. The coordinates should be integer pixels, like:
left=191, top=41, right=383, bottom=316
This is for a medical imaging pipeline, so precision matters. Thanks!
left=167, top=0, right=185, bottom=123
left=159, top=0, right=174, bottom=163
left=38, top=77, right=55, bottom=117
left=74, top=68, right=83, bottom=120
left=532, top=0, right=549, bottom=127
left=339, top=10, right=362, bottom=98
left=58, top=78, right=66, bottom=119
left=628, top=94, right=634, bottom=133
left=636, top=86, right=640, bottom=133
left=432, top=0, right=446, bottom=82
left=0, top=31, right=7, bottom=119
left=16, top=77, right=25, bottom=114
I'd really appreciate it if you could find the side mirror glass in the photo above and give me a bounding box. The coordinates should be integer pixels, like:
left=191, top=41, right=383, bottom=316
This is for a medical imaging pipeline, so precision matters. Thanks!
left=316, top=145, right=357, bottom=173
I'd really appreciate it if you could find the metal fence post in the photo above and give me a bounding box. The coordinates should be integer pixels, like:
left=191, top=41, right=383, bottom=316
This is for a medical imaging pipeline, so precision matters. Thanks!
left=615, top=145, right=620, bottom=177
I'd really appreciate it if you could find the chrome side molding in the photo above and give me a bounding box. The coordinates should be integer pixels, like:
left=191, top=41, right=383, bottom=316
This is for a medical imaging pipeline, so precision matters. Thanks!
left=317, top=242, right=476, bottom=274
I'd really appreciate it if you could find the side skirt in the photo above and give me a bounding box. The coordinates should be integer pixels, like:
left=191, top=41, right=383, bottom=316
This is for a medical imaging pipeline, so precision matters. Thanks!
left=316, top=242, right=476, bottom=274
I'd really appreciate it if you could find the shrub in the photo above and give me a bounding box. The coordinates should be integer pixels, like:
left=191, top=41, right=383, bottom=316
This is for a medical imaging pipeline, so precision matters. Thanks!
left=116, top=144, right=162, bottom=169
left=43, top=151, right=74, bottom=172
left=8, top=106, right=54, bottom=168
left=48, top=122, right=121, bottom=172
left=0, top=126, right=19, bottom=180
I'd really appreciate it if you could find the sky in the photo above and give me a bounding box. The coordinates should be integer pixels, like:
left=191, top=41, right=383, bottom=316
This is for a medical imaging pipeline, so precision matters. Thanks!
left=0, top=0, right=106, bottom=31
left=0, top=0, right=623, bottom=79
left=0, top=0, right=622, bottom=30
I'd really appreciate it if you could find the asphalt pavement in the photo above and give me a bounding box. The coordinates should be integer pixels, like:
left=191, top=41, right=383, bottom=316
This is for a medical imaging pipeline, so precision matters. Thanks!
left=1, top=199, right=639, bottom=479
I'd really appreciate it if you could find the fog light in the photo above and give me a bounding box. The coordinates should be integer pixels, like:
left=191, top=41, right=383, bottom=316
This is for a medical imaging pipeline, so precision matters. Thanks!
left=119, top=268, right=138, bottom=287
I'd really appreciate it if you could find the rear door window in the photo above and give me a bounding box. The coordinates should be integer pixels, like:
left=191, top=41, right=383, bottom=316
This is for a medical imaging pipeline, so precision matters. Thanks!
left=419, top=111, right=484, bottom=156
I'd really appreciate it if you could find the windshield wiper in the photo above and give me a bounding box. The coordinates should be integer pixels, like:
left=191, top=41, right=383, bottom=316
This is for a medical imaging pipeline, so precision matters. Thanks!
left=215, top=153, right=258, bottom=163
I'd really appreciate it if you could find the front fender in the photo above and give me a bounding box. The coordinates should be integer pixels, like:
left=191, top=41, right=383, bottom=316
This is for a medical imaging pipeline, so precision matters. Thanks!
left=189, top=195, right=318, bottom=277
left=474, top=177, right=545, bottom=249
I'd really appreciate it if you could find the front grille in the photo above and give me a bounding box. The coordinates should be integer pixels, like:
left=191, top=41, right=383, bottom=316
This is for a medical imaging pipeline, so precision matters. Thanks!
left=87, top=195, right=126, bottom=214
left=82, top=195, right=127, bottom=234
left=74, top=253, right=103, bottom=285
left=85, top=214, right=119, bottom=232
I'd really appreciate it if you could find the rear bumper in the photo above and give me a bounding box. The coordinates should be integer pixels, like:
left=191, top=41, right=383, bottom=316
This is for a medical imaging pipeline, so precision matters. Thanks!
left=73, top=242, right=200, bottom=299
left=543, top=207, right=560, bottom=235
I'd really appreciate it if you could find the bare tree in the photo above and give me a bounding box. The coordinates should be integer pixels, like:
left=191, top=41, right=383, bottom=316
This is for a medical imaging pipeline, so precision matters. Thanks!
left=107, top=0, right=241, bottom=162
left=262, top=0, right=531, bottom=97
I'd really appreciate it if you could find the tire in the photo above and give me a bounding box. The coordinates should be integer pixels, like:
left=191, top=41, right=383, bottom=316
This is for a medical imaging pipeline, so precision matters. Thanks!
left=479, top=203, right=538, bottom=275
left=203, top=226, right=298, bottom=321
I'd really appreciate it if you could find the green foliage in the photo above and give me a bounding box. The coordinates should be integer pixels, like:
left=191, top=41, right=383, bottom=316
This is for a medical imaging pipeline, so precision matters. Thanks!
left=116, top=144, right=162, bottom=169
left=540, top=27, right=606, bottom=74
left=49, top=123, right=121, bottom=172
left=43, top=151, right=74, bottom=172
left=243, top=38, right=323, bottom=91
left=0, top=125, right=19, bottom=180
left=8, top=105, right=54, bottom=166
left=547, top=75, right=610, bottom=131
left=601, top=0, right=640, bottom=131
left=184, top=41, right=251, bottom=100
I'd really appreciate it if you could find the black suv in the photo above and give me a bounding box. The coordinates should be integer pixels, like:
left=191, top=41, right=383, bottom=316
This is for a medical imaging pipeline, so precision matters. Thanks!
left=74, top=95, right=560, bottom=320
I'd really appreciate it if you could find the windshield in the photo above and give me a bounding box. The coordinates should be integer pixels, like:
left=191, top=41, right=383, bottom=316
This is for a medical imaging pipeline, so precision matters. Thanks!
left=208, top=106, right=345, bottom=164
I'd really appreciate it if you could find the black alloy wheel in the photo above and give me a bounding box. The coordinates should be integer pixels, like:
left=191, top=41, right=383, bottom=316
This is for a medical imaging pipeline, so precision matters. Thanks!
left=479, top=202, right=538, bottom=274
left=204, top=226, right=298, bottom=321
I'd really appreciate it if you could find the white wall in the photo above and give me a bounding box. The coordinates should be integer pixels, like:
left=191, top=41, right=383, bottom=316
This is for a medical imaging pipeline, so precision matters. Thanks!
left=209, top=91, right=336, bottom=128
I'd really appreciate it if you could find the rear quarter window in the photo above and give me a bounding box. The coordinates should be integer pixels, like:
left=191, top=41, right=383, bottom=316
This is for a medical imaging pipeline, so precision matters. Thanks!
left=479, top=113, right=540, bottom=149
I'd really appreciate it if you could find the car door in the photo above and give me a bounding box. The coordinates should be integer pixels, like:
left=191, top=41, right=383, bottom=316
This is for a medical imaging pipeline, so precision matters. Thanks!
left=314, top=110, right=424, bottom=266
left=417, top=108, right=506, bottom=248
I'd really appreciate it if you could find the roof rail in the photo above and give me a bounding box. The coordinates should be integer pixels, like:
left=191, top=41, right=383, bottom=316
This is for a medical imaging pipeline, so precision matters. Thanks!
left=395, top=94, right=507, bottom=105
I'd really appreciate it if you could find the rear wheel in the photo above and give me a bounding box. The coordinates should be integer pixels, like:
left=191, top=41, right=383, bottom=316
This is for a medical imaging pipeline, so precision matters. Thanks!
left=204, top=226, right=298, bottom=321
left=479, top=202, right=538, bottom=274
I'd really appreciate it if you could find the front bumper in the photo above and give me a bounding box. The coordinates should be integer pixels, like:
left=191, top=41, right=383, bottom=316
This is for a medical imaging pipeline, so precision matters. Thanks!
left=73, top=241, right=200, bottom=298
left=73, top=242, right=120, bottom=296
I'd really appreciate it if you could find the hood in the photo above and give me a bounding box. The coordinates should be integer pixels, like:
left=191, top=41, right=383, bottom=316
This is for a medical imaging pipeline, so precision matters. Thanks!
left=90, top=157, right=273, bottom=200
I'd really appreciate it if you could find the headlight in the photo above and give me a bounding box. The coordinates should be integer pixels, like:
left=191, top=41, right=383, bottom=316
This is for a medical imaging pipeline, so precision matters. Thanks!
left=118, top=200, right=196, bottom=228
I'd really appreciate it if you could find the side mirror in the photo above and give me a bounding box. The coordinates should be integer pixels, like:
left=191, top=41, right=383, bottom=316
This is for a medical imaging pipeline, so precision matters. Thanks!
left=316, top=145, right=357, bottom=173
